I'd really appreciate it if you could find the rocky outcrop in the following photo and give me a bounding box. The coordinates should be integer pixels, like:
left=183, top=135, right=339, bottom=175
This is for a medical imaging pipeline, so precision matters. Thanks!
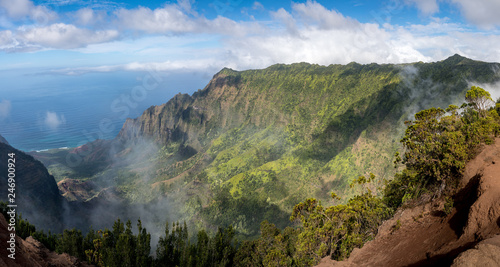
left=452, top=235, right=500, bottom=267
left=0, top=214, right=92, bottom=267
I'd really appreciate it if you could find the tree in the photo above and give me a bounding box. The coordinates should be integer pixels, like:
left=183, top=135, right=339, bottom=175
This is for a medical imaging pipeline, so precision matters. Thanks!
left=465, top=86, right=494, bottom=116
left=389, top=87, right=499, bottom=207
left=290, top=189, right=390, bottom=265
left=399, top=106, right=466, bottom=192
left=116, top=220, right=136, bottom=267
left=57, top=229, right=84, bottom=259
left=136, top=220, right=152, bottom=267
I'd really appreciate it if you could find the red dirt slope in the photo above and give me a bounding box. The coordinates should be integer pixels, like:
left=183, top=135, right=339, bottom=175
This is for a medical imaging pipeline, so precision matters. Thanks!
left=318, top=139, right=500, bottom=267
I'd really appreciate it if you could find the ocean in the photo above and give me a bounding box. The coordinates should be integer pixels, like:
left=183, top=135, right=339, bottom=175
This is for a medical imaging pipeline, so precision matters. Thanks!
left=0, top=69, right=210, bottom=152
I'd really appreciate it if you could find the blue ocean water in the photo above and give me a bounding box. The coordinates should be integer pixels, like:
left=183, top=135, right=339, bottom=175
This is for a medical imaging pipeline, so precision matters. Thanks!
left=0, top=69, right=210, bottom=152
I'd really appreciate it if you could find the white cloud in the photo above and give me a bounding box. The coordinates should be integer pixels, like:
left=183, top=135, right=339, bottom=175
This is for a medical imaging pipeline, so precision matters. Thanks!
left=44, top=111, right=65, bottom=130
left=74, top=8, right=106, bottom=26
left=176, top=0, right=196, bottom=15
left=253, top=2, right=264, bottom=10
left=406, top=0, right=439, bottom=15
left=292, top=0, right=358, bottom=30
left=115, top=5, right=197, bottom=33
left=0, top=100, right=11, bottom=119
left=75, top=8, right=94, bottom=25
left=42, top=1, right=500, bottom=75
left=228, top=2, right=427, bottom=67
left=17, top=23, right=119, bottom=49
left=114, top=2, right=256, bottom=36
left=6, top=0, right=499, bottom=75
left=271, top=8, right=298, bottom=35
left=0, top=0, right=56, bottom=23
left=451, top=0, right=500, bottom=28
left=0, top=0, right=33, bottom=17
left=0, top=30, right=13, bottom=46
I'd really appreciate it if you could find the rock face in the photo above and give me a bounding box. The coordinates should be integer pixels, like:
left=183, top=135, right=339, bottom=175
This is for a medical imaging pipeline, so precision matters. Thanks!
left=0, top=214, right=92, bottom=267
left=318, top=139, right=500, bottom=266
left=452, top=235, right=500, bottom=267
left=117, top=69, right=290, bottom=152
left=0, top=139, right=65, bottom=232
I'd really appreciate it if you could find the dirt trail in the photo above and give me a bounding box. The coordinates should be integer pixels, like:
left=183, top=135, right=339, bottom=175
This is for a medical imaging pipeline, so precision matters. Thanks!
left=318, top=139, right=500, bottom=267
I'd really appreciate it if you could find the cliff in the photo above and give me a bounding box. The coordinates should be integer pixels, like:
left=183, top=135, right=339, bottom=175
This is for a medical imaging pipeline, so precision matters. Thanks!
left=0, top=136, right=65, bottom=232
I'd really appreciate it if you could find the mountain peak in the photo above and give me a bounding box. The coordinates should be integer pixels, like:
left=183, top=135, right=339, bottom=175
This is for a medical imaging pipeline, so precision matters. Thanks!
left=442, top=54, right=474, bottom=65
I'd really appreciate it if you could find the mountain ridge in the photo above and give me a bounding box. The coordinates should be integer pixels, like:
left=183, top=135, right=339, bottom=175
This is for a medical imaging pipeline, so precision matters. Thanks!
left=30, top=55, right=500, bottom=237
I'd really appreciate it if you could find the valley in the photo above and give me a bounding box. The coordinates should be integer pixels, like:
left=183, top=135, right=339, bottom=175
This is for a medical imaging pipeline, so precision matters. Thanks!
left=1, top=55, right=500, bottom=266
left=27, top=55, right=500, bottom=235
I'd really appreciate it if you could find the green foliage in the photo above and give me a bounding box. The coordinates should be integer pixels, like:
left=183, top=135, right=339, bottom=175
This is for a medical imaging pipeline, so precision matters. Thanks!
left=57, top=228, right=85, bottom=259
left=289, top=191, right=391, bottom=265
left=234, top=221, right=297, bottom=267
left=465, top=86, right=494, bottom=115
left=443, top=196, right=454, bottom=216
left=391, top=219, right=401, bottom=233
left=156, top=221, right=236, bottom=267
left=386, top=86, right=500, bottom=208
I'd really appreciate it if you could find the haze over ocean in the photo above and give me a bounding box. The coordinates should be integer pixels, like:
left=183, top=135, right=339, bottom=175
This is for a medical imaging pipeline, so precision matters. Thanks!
left=0, top=70, right=208, bottom=151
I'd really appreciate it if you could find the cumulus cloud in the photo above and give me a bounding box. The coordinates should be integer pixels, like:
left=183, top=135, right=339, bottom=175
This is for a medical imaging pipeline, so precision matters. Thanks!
left=450, top=0, right=500, bottom=28
left=0, top=100, right=11, bottom=119
left=225, top=1, right=427, bottom=67
left=0, top=0, right=57, bottom=23
left=115, top=5, right=197, bottom=34
left=44, top=111, right=65, bottom=130
left=292, top=0, right=359, bottom=30
left=17, top=23, right=119, bottom=49
left=114, top=2, right=257, bottom=36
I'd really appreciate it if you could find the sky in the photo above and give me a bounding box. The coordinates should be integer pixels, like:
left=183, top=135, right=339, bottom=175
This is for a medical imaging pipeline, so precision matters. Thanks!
left=0, top=0, right=499, bottom=74
left=1, top=0, right=500, bottom=150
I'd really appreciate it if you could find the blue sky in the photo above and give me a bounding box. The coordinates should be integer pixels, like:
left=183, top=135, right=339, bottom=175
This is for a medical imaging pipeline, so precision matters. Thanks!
left=0, top=0, right=499, bottom=75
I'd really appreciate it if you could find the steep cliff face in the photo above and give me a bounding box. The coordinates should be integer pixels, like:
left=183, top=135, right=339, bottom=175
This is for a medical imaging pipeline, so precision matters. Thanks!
left=118, top=68, right=292, bottom=151
left=0, top=136, right=65, bottom=232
